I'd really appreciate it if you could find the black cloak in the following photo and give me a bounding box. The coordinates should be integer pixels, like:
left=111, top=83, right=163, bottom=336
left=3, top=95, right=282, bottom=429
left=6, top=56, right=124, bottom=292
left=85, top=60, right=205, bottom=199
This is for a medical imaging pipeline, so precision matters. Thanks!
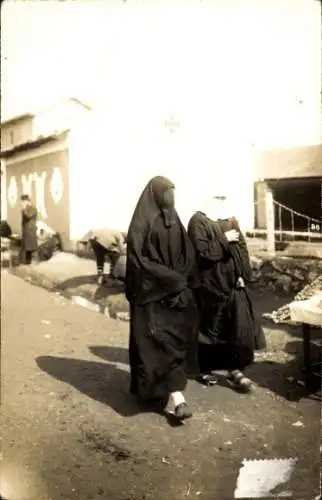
left=125, top=176, right=198, bottom=401
left=188, top=211, right=266, bottom=371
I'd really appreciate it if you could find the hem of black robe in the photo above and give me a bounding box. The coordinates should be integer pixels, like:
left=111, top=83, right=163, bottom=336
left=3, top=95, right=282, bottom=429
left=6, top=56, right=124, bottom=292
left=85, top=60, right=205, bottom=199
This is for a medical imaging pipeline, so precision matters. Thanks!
left=197, top=342, right=255, bottom=372
left=130, top=370, right=188, bottom=402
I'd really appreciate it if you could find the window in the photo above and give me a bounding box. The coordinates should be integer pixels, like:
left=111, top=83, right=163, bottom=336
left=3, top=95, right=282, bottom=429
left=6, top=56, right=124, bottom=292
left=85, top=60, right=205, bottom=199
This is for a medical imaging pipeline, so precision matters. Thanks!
left=9, top=130, right=14, bottom=146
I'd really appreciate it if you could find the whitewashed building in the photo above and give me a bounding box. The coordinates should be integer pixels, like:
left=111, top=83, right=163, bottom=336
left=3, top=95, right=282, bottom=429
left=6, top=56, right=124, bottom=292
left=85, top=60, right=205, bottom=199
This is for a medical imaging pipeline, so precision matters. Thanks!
left=1, top=0, right=321, bottom=248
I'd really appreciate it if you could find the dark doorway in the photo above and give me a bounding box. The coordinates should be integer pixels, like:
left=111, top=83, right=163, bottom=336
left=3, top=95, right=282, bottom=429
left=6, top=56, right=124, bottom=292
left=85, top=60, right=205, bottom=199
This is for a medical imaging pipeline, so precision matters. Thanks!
left=271, top=178, right=322, bottom=233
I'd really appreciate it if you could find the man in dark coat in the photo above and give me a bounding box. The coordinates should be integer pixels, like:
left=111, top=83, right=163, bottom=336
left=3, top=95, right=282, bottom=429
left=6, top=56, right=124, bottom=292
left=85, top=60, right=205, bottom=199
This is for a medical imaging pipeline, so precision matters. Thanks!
left=125, top=176, right=199, bottom=421
left=21, top=194, right=38, bottom=265
left=188, top=195, right=266, bottom=392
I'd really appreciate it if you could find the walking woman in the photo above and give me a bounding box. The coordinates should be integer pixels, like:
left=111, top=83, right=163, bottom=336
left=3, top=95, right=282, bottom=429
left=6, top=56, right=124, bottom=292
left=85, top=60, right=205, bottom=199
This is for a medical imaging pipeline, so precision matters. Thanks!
left=125, top=176, right=198, bottom=420
left=188, top=195, right=266, bottom=392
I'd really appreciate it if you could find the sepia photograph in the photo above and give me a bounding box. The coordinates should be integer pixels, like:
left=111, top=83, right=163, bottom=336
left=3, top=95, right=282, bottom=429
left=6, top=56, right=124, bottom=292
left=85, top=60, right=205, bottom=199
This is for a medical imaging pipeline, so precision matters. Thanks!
left=1, top=0, right=321, bottom=499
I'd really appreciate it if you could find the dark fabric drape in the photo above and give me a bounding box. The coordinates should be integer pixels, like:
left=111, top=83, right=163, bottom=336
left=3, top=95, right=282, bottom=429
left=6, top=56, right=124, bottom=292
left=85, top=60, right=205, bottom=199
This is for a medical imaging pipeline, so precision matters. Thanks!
left=125, top=176, right=195, bottom=305
left=126, top=177, right=199, bottom=401
left=188, top=211, right=265, bottom=372
left=225, top=217, right=252, bottom=283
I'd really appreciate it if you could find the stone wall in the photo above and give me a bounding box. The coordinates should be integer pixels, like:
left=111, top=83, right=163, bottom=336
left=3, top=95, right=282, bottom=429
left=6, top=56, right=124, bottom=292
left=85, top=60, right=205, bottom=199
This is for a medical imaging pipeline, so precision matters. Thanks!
left=250, top=255, right=322, bottom=294
left=73, top=241, right=322, bottom=296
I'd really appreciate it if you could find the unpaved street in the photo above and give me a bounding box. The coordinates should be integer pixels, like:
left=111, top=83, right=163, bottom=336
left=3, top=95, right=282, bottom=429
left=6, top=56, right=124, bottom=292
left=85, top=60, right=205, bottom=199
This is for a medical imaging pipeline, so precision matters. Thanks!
left=1, top=272, right=320, bottom=500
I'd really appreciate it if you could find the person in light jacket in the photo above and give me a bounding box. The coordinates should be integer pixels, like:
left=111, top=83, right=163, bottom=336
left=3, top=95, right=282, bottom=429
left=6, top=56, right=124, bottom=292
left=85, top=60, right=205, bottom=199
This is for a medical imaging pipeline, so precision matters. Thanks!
left=21, top=194, right=38, bottom=265
left=81, top=228, right=126, bottom=285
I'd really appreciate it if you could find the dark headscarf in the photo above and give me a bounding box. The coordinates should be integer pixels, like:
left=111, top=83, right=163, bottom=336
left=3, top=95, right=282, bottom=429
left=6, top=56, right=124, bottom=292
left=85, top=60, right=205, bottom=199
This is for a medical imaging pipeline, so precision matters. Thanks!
left=125, top=176, right=195, bottom=304
left=128, top=176, right=176, bottom=238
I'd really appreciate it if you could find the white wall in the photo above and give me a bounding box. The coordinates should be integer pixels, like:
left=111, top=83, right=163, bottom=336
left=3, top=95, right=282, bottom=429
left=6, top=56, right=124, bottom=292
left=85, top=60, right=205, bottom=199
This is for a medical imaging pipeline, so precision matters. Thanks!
left=1, top=160, right=7, bottom=219
left=68, top=109, right=255, bottom=240
left=65, top=0, right=320, bottom=238
left=32, top=100, right=88, bottom=138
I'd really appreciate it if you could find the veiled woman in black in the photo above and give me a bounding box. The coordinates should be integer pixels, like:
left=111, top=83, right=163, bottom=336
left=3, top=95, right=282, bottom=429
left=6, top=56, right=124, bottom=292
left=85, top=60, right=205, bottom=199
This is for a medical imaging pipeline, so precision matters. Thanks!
left=125, top=176, right=198, bottom=420
left=188, top=195, right=266, bottom=392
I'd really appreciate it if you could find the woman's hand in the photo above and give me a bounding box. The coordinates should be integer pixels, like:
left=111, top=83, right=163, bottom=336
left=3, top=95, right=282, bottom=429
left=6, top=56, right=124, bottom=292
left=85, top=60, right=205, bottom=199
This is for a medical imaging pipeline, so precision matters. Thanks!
left=236, top=277, right=245, bottom=288
left=224, top=229, right=239, bottom=242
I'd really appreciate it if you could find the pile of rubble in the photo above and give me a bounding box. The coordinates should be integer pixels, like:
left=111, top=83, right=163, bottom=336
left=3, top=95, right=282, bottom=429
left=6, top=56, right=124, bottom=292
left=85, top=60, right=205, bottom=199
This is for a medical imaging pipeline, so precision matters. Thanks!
left=249, top=255, right=322, bottom=294
left=262, top=276, right=322, bottom=325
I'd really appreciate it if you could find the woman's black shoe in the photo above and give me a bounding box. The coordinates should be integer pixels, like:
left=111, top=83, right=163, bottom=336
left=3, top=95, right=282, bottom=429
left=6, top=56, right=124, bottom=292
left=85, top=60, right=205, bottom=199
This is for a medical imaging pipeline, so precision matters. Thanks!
left=174, top=402, right=192, bottom=420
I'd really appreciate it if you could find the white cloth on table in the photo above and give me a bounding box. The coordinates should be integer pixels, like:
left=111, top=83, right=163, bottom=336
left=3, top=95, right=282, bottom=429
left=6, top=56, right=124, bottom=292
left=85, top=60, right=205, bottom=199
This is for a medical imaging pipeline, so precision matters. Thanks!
left=289, top=293, right=322, bottom=326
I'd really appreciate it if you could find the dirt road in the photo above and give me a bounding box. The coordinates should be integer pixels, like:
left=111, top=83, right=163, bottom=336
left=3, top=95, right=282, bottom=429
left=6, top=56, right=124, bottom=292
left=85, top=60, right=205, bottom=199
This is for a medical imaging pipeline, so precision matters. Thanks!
left=1, top=272, right=320, bottom=499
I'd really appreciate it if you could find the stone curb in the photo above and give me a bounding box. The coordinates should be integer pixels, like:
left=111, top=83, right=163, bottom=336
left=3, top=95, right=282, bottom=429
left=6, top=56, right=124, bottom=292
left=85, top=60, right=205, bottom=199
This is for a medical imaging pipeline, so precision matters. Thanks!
left=9, top=254, right=322, bottom=321
left=10, top=265, right=130, bottom=322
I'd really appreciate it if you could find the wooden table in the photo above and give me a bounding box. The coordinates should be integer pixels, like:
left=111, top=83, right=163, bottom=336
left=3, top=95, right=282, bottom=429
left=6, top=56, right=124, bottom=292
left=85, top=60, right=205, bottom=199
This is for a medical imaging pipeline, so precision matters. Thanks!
left=289, top=296, right=322, bottom=389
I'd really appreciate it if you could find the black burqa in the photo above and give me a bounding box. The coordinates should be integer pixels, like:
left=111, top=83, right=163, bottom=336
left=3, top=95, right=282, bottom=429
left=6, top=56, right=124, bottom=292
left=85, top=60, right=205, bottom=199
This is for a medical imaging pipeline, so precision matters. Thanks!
left=125, top=176, right=198, bottom=402
left=188, top=211, right=266, bottom=372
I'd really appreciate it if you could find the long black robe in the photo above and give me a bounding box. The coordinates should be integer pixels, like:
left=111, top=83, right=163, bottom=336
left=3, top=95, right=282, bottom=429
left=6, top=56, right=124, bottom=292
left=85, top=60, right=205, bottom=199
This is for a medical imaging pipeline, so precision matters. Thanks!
left=125, top=177, right=198, bottom=402
left=188, top=211, right=266, bottom=372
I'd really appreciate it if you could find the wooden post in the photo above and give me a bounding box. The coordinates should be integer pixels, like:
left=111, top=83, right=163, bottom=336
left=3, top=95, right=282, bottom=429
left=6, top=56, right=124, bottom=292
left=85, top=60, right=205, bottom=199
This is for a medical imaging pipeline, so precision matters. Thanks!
left=265, top=183, right=275, bottom=256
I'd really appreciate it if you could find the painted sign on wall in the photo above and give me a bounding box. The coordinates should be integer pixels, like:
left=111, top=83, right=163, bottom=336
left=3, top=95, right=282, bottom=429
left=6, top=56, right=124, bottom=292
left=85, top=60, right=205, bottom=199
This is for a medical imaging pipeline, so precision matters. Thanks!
left=8, top=168, right=63, bottom=220
left=50, top=167, right=64, bottom=204
left=6, top=149, right=70, bottom=247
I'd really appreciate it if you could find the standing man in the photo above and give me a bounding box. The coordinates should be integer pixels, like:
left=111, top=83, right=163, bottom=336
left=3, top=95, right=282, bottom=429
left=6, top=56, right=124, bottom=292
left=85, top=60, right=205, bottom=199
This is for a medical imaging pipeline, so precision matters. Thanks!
left=21, top=194, right=38, bottom=265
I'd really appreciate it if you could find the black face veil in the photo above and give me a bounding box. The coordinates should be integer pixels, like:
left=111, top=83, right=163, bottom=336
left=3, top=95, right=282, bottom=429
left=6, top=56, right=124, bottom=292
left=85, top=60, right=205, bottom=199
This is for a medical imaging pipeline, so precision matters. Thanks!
left=125, top=176, right=195, bottom=304
left=130, top=176, right=175, bottom=234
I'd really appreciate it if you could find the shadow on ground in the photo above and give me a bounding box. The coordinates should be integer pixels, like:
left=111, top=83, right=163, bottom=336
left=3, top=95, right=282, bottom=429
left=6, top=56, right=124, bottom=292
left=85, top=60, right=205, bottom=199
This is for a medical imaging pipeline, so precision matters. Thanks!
left=51, top=276, right=126, bottom=306
left=248, top=338, right=321, bottom=402
left=89, top=342, right=321, bottom=403
left=36, top=355, right=138, bottom=417
left=56, top=275, right=124, bottom=294
left=36, top=355, right=182, bottom=427
left=90, top=345, right=129, bottom=365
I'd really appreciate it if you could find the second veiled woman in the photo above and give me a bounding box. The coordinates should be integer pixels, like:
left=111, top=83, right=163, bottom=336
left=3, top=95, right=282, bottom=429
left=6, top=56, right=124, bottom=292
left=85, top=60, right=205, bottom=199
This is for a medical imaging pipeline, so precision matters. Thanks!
left=125, top=176, right=198, bottom=421
left=188, top=195, right=266, bottom=392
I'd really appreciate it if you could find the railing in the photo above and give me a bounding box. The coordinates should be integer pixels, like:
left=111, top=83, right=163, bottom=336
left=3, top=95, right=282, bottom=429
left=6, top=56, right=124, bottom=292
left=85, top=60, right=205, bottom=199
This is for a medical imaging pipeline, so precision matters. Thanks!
left=249, top=196, right=322, bottom=249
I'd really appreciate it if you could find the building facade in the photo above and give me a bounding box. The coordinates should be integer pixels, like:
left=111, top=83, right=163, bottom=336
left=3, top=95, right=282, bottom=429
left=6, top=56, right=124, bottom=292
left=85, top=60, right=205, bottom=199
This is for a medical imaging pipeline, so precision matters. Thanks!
left=1, top=102, right=321, bottom=249
left=1, top=0, right=321, bottom=247
left=0, top=99, right=90, bottom=248
left=254, top=145, right=322, bottom=234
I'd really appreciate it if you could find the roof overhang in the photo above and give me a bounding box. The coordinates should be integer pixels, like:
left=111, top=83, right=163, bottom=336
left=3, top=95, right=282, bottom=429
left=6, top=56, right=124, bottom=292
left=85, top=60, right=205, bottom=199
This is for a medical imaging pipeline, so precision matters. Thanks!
left=1, top=113, right=34, bottom=127
left=254, top=144, right=322, bottom=180
left=0, top=130, right=69, bottom=159
left=258, top=176, right=322, bottom=183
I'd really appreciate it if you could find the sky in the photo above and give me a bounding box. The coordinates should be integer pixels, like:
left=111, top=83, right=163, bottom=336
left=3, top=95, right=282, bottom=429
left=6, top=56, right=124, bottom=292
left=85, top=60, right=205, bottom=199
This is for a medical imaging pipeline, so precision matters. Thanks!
left=1, top=0, right=321, bottom=148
